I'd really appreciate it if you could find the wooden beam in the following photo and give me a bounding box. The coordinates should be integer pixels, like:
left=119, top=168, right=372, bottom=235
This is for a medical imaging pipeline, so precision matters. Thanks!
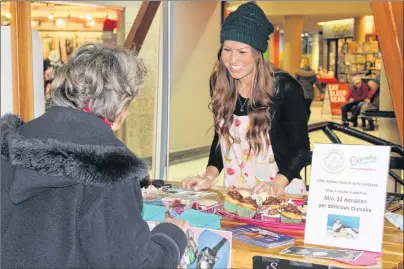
left=124, top=1, right=161, bottom=53
left=10, top=1, right=34, bottom=121
left=370, top=1, right=403, bottom=145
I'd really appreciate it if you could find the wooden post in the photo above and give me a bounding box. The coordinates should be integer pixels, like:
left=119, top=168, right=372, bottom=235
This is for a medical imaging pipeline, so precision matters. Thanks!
left=370, top=1, right=403, bottom=145
left=10, top=1, right=34, bottom=121
left=124, top=1, right=161, bottom=53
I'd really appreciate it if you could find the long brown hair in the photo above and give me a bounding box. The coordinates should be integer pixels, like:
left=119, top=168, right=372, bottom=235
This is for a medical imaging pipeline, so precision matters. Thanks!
left=210, top=47, right=276, bottom=156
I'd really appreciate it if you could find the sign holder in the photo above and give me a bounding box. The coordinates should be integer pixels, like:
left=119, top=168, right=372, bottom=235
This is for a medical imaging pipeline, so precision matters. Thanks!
left=304, top=144, right=391, bottom=253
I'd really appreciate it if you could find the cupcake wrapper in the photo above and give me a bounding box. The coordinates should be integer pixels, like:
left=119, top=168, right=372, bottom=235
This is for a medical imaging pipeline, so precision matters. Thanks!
left=237, top=205, right=256, bottom=219
left=224, top=200, right=238, bottom=214
left=280, top=214, right=302, bottom=224
left=261, top=215, right=281, bottom=223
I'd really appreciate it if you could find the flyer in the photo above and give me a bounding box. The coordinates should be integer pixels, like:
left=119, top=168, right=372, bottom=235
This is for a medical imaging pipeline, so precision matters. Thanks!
left=304, top=144, right=390, bottom=252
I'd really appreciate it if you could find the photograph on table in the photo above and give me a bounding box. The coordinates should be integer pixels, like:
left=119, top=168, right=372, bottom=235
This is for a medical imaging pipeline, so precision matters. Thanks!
left=147, top=223, right=232, bottom=269
left=161, top=187, right=216, bottom=199
left=230, top=225, right=295, bottom=248
left=179, top=228, right=232, bottom=269
left=326, top=214, right=360, bottom=240
left=280, top=246, right=363, bottom=262
left=253, top=256, right=346, bottom=269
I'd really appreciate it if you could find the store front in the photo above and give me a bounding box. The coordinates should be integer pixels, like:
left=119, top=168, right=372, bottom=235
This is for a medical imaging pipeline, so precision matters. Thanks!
left=1, top=1, right=122, bottom=97
left=321, top=17, right=381, bottom=83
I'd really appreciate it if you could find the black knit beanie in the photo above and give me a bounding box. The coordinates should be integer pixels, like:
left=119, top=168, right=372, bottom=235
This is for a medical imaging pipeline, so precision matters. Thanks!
left=220, top=2, right=274, bottom=53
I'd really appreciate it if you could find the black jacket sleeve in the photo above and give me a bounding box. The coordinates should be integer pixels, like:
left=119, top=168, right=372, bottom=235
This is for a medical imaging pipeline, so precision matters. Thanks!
left=207, top=131, right=224, bottom=173
left=78, top=181, right=187, bottom=268
left=277, top=76, right=311, bottom=181
left=313, top=75, right=323, bottom=92
left=207, top=76, right=224, bottom=173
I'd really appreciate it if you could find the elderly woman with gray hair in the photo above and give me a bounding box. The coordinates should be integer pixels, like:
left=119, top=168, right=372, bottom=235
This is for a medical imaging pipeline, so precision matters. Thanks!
left=1, top=43, right=188, bottom=268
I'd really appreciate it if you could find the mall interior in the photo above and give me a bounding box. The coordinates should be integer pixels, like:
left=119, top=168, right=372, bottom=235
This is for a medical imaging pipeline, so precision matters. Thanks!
left=1, top=1, right=403, bottom=193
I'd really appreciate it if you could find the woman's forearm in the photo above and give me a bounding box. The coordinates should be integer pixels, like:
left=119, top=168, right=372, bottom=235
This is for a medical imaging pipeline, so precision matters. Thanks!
left=204, top=166, right=220, bottom=184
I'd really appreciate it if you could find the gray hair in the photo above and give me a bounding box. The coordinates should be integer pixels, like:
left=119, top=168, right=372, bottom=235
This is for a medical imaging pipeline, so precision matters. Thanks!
left=49, top=43, right=147, bottom=123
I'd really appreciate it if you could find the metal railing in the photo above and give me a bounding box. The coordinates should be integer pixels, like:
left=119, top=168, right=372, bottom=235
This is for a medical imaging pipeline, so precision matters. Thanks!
left=362, top=110, right=396, bottom=118
left=306, top=121, right=404, bottom=196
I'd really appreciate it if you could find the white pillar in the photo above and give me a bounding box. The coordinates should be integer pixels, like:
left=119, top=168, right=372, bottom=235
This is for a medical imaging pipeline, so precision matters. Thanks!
left=311, top=33, right=320, bottom=71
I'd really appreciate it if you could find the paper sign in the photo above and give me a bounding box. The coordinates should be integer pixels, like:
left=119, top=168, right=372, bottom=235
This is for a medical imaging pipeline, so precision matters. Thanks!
left=327, top=83, right=350, bottom=116
left=304, top=144, right=390, bottom=252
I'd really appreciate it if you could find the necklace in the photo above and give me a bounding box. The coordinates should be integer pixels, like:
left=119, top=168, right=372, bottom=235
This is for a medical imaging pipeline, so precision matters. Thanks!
left=238, top=95, right=248, bottom=112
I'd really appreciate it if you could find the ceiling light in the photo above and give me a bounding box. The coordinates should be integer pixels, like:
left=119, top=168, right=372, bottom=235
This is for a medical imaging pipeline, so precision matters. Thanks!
left=86, top=14, right=92, bottom=21
left=317, top=22, right=325, bottom=26
left=56, top=19, right=65, bottom=28
left=90, top=20, right=95, bottom=27
left=48, top=13, right=54, bottom=20
left=31, top=20, right=40, bottom=27
left=6, top=12, right=11, bottom=19
left=301, top=33, right=304, bottom=37
left=304, top=33, right=308, bottom=36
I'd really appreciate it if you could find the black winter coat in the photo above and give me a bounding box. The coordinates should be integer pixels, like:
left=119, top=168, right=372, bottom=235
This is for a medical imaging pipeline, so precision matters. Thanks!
left=1, top=107, right=187, bottom=268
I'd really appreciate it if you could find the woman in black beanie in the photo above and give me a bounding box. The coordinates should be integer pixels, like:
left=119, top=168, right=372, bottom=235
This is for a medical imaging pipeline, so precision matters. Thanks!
left=182, top=2, right=310, bottom=197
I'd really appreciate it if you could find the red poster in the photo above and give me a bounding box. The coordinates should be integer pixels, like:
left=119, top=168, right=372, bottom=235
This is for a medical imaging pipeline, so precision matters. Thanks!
left=327, top=83, right=350, bottom=116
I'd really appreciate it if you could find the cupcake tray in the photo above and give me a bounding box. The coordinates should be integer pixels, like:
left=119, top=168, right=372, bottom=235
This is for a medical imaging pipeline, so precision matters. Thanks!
left=217, top=206, right=306, bottom=236
left=143, top=187, right=218, bottom=201
left=142, top=186, right=221, bottom=217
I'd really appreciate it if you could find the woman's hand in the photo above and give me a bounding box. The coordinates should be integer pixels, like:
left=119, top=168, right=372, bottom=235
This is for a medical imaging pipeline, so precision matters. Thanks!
left=181, top=175, right=215, bottom=191
left=181, top=166, right=218, bottom=191
left=252, top=174, right=289, bottom=197
left=251, top=181, right=271, bottom=195
left=164, top=218, right=190, bottom=233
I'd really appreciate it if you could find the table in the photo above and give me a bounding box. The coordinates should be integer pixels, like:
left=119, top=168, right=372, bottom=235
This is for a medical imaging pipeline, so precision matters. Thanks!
left=181, top=184, right=403, bottom=269
left=221, top=213, right=403, bottom=269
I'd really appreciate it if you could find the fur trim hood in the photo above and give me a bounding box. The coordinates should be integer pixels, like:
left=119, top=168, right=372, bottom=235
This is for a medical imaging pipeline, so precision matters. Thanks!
left=296, top=67, right=316, bottom=77
left=1, top=113, right=148, bottom=203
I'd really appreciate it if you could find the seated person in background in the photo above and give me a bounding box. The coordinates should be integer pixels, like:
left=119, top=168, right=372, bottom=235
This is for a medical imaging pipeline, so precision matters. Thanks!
left=360, top=76, right=380, bottom=131
left=1, top=43, right=188, bottom=268
left=295, top=57, right=324, bottom=121
left=349, top=75, right=379, bottom=128
left=341, top=76, right=369, bottom=126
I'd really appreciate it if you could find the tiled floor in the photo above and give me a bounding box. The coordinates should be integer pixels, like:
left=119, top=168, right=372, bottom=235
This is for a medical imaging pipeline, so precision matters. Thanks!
left=167, top=101, right=396, bottom=188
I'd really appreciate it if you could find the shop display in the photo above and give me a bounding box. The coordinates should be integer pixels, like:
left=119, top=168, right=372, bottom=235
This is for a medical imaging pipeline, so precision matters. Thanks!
left=43, top=50, right=63, bottom=80
left=338, top=40, right=382, bottom=82
left=40, top=33, right=103, bottom=62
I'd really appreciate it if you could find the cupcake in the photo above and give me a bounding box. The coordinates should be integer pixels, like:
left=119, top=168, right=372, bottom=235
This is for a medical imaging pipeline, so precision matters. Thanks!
left=280, top=204, right=304, bottom=224
left=237, top=196, right=257, bottom=219
left=252, top=192, right=269, bottom=207
left=242, top=149, right=253, bottom=161
left=262, top=196, right=282, bottom=210
left=260, top=207, right=281, bottom=223
left=224, top=190, right=242, bottom=214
